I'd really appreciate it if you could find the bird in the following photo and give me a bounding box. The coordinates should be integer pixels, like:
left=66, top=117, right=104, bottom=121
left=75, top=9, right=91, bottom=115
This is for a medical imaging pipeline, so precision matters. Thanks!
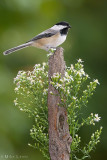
left=3, top=21, right=71, bottom=55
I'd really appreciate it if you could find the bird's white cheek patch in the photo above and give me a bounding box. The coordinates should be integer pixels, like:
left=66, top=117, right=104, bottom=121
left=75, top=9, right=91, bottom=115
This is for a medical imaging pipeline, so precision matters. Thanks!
left=51, top=25, right=66, bottom=30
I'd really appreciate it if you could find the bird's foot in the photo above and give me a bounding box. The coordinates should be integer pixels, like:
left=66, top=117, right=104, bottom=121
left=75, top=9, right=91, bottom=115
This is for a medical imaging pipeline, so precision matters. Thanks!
left=50, top=47, right=56, bottom=53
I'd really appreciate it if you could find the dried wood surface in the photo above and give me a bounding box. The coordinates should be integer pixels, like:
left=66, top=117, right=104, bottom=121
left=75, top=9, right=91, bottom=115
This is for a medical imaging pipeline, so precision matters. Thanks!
left=48, top=47, right=72, bottom=160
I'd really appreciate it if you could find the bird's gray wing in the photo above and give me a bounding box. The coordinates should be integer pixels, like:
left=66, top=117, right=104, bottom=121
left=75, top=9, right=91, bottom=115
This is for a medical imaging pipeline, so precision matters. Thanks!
left=27, top=29, right=58, bottom=42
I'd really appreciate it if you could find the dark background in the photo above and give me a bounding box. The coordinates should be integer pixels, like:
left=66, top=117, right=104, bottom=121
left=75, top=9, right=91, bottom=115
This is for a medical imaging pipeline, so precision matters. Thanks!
left=0, top=0, right=107, bottom=159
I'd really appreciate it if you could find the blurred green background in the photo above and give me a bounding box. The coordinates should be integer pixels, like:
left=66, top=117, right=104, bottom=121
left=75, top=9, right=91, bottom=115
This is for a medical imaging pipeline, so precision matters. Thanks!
left=0, top=0, right=107, bottom=159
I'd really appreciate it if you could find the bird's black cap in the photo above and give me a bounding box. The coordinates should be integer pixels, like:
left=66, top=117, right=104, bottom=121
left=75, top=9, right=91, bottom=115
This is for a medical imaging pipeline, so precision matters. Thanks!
left=55, top=21, right=71, bottom=28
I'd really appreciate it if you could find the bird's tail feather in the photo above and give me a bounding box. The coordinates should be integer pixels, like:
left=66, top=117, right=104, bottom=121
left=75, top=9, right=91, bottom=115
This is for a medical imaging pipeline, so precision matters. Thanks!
left=3, top=42, right=32, bottom=55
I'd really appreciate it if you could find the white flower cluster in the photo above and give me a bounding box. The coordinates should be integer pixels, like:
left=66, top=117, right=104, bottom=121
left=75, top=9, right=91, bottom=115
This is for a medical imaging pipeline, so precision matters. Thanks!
left=43, top=89, right=48, bottom=95
left=14, top=63, right=48, bottom=94
left=94, top=114, right=101, bottom=122
left=64, top=72, right=74, bottom=82
left=50, top=59, right=91, bottom=100
left=14, top=71, right=26, bottom=93
left=52, top=72, right=61, bottom=79
left=14, top=62, right=49, bottom=114
left=83, top=113, right=101, bottom=126
left=14, top=98, right=18, bottom=106
left=93, top=79, right=100, bottom=85
left=77, top=59, right=84, bottom=63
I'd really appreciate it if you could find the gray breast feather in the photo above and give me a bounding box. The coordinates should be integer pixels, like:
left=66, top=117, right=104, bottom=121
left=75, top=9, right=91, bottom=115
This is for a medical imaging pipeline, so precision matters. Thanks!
left=27, top=29, right=58, bottom=42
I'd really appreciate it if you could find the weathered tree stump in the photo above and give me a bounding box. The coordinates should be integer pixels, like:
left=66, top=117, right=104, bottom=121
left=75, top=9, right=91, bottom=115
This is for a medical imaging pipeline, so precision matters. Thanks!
left=48, top=47, right=72, bottom=160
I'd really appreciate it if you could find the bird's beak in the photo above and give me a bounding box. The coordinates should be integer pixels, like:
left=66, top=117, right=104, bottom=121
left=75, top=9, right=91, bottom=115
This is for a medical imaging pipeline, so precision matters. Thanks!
left=68, top=25, right=71, bottom=28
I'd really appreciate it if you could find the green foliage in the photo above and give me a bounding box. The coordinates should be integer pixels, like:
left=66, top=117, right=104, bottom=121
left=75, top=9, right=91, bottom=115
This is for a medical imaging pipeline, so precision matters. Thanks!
left=14, top=59, right=102, bottom=160
left=14, top=63, right=49, bottom=159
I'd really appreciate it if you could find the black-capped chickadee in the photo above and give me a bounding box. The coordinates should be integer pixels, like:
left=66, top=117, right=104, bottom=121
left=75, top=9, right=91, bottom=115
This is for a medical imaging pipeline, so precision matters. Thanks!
left=3, top=21, right=71, bottom=55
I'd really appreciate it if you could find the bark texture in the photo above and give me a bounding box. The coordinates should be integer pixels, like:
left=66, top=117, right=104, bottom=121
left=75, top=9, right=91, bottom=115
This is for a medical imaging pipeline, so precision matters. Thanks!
left=48, top=47, right=72, bottom=160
